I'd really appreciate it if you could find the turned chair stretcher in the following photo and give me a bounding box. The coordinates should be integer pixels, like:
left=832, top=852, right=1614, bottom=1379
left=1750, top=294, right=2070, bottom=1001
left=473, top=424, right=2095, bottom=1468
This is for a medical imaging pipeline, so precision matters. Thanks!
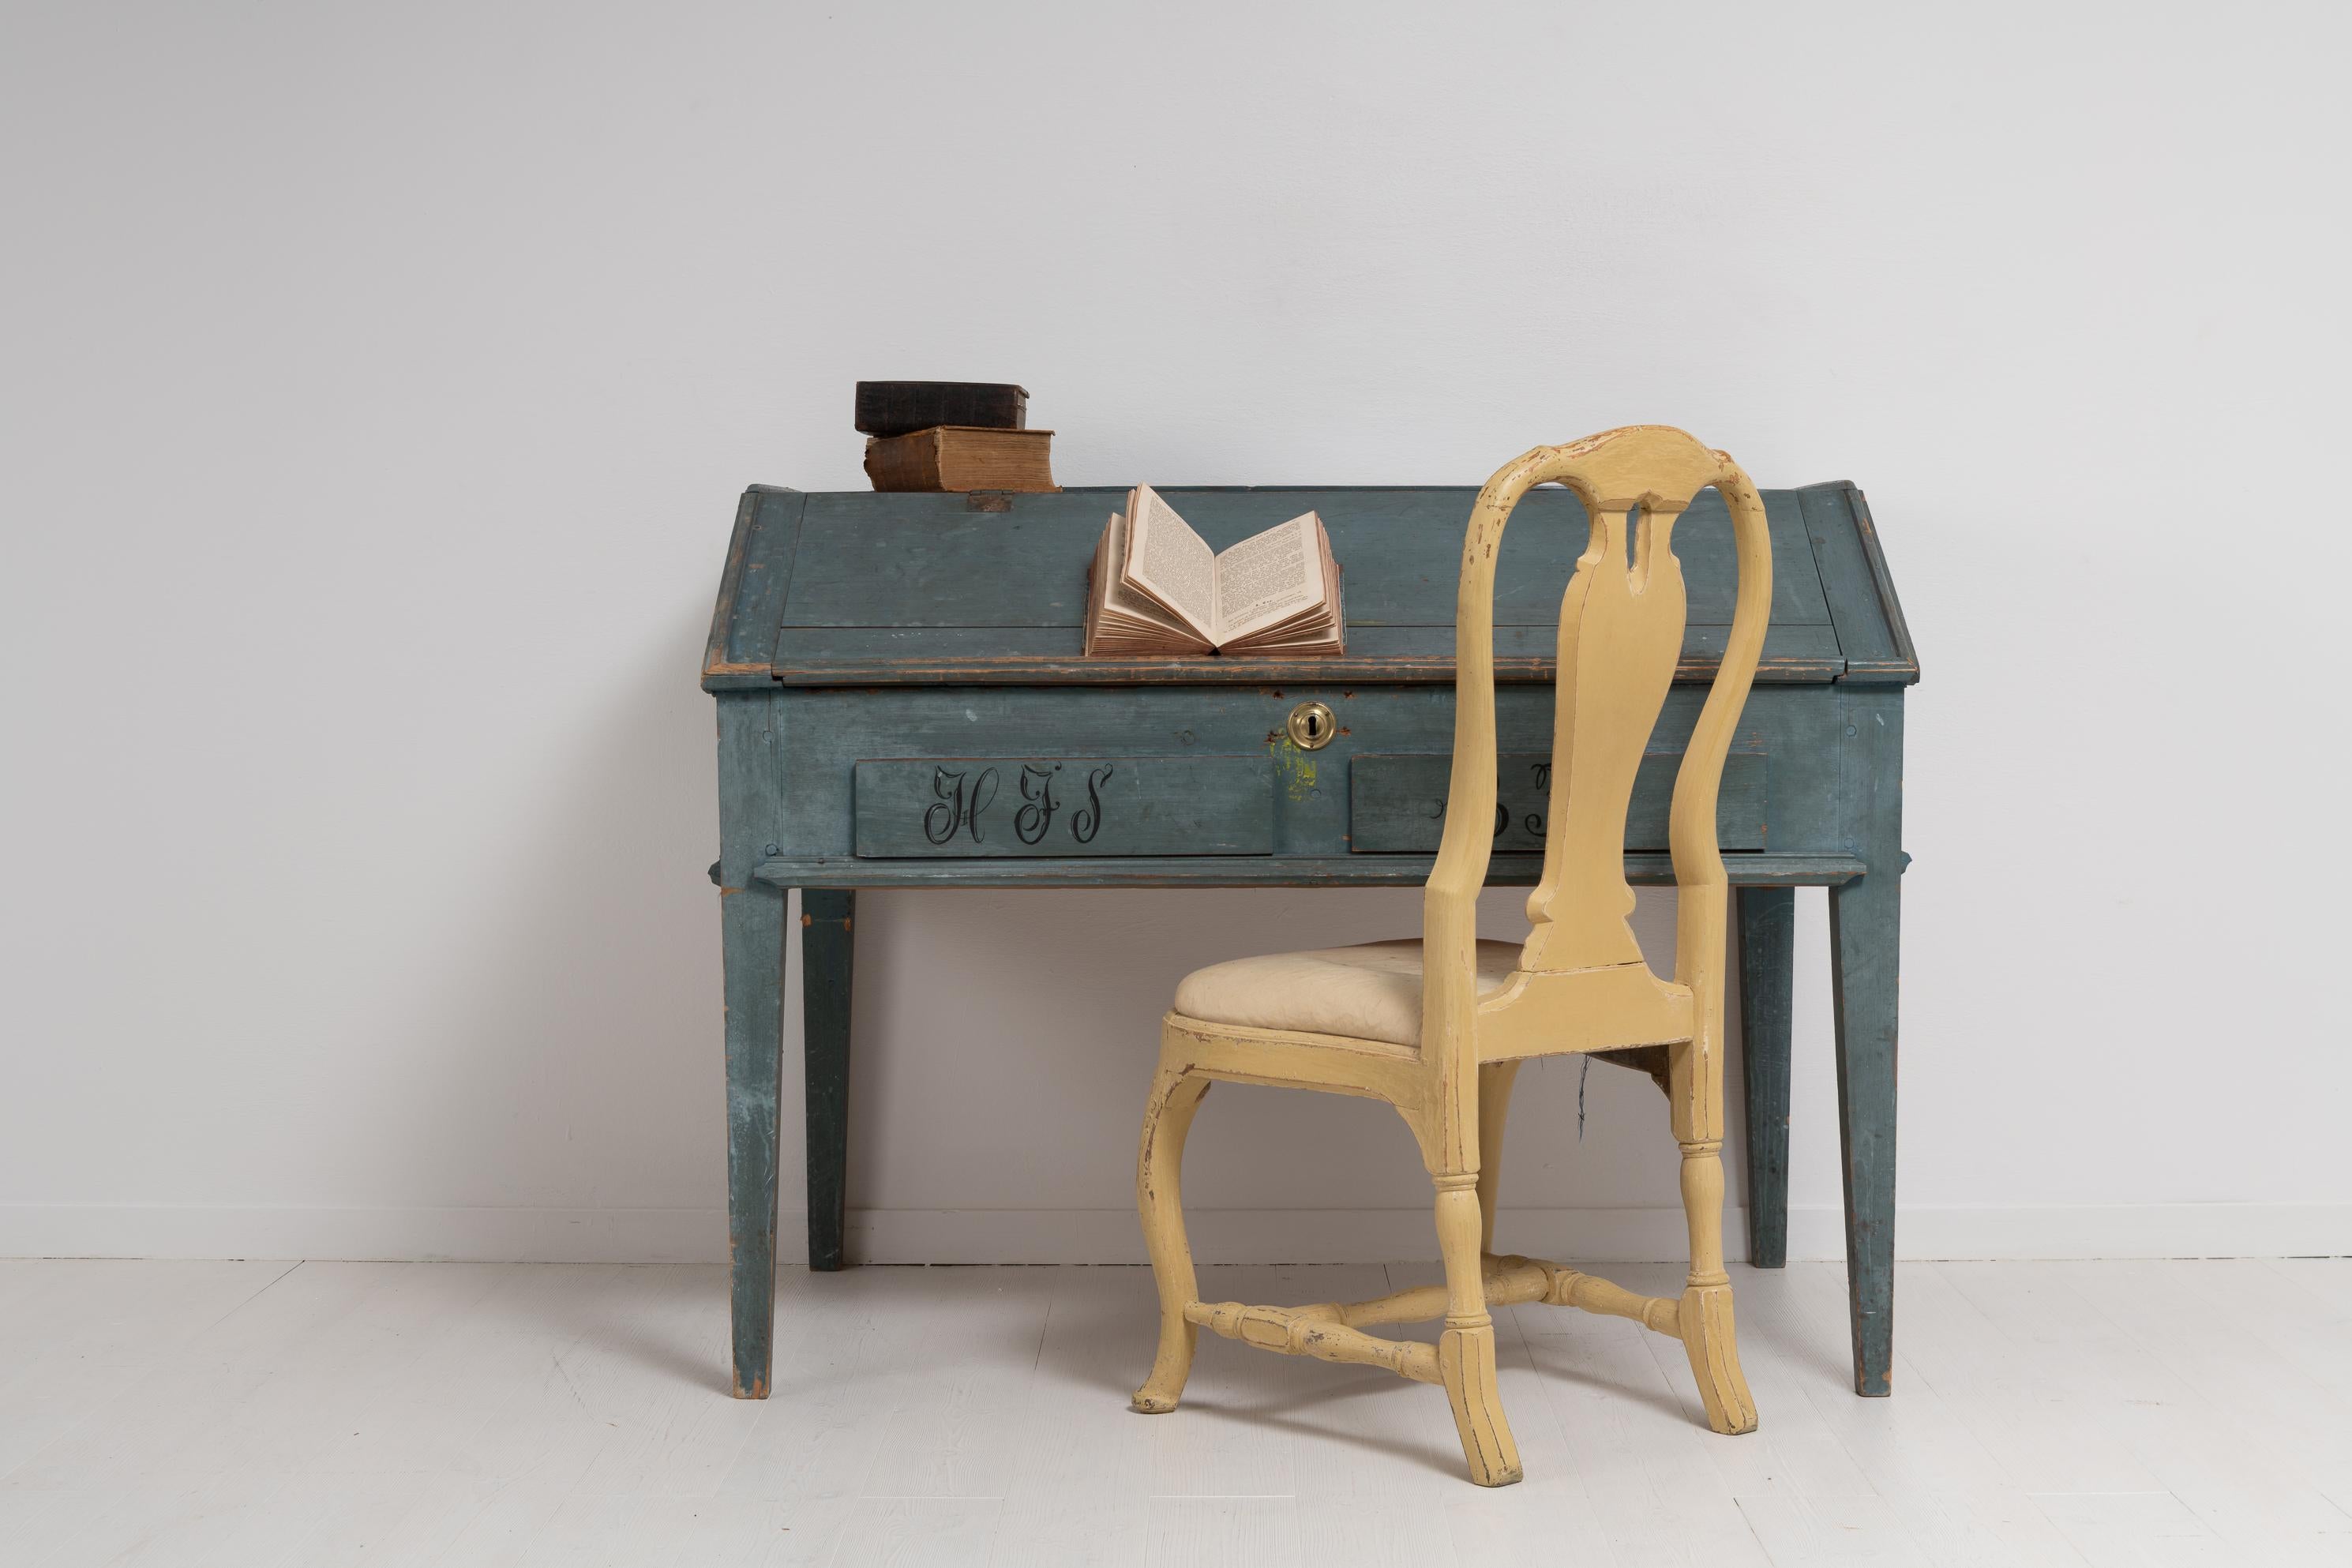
left=1128, top=425, right=1771, bottom=1487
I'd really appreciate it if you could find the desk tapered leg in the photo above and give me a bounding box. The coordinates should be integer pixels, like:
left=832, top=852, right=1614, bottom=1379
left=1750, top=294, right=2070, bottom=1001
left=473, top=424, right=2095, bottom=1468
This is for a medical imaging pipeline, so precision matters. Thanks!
left=1829, top=869, right=1899, bottom=1396
left=1736, top=887, right=1795, bottom=1270
left=722, top=880, right=787, bottom=1398
left=1829, top=690, right=1904, bottom=1397
left=802, top=889, right=855, bottom=1271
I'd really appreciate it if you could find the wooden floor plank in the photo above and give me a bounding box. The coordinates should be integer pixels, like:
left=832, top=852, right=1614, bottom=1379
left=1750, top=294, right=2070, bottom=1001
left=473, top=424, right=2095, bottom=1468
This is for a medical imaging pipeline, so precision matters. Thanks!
left=0, top=1259, right=298, bottom=1485
left=828, top=1495, right=1004, bottom=1567
left=1000, top=1263, right=1182, bottom=1505
left=1, top=1258, right=2348, bottom=1566
left=1142, top=1496, right=1302, bottom=1568
left=846, top=1266, right=1056, bottom=1500
left=1771, top=1262, right=2091, bottom=1567
left=1517, top=1262, right=1776, bottom=1566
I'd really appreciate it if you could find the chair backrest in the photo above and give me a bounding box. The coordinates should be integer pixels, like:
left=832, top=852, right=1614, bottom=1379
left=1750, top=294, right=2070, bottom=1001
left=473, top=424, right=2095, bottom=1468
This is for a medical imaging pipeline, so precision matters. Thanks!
left=1427, top=426, right=1773, bottom=992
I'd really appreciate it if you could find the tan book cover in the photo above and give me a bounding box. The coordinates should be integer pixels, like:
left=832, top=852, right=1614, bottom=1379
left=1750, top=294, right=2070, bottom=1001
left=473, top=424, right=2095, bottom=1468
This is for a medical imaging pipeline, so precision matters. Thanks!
left=863, top=426, right=1057, bottom=493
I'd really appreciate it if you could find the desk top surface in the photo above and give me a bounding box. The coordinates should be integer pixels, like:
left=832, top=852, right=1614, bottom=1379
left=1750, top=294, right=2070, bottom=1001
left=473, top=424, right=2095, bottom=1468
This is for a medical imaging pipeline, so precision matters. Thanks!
left=703, top=481, right=1916, bottom=691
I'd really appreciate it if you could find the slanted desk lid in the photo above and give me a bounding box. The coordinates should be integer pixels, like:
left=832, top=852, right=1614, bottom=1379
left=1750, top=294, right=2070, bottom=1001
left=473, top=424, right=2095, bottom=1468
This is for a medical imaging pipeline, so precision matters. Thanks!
left=703, top=483, right=1916, bottom=690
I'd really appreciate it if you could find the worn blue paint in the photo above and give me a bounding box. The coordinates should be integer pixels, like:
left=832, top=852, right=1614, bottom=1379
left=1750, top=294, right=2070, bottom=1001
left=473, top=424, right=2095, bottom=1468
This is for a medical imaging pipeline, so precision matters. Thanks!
left=1736, top=886, right=1797, bottom=1270
left=1831, top=687, right=1906, bottom=1396
left=718, top=879, right=784, bottom=1398
left=801, top=889, right=854, bottom=1272
left=753, top=684, right=1841, bottom=862
left=737, top=851, right=1865, bottom=890
left=1350, top=751, right=1770, bottom=853
left=853, top=756, right=1275, bottom=857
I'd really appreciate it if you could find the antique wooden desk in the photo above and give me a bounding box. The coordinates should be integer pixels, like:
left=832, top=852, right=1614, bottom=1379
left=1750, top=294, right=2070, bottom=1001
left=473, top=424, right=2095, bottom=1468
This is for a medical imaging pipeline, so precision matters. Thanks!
left=703, top=481, right=1915, bottom=1401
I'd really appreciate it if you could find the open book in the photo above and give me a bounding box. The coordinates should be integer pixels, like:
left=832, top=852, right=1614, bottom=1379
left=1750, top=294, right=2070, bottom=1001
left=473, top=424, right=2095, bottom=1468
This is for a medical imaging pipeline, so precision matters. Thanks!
left=1084, top=486, right=1345, bottom=657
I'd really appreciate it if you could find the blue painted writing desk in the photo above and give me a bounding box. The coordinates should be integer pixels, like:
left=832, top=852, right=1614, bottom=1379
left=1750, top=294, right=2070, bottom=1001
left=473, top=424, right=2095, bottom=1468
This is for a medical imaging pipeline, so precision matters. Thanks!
left=703, top=482, right=1915, bottom=1401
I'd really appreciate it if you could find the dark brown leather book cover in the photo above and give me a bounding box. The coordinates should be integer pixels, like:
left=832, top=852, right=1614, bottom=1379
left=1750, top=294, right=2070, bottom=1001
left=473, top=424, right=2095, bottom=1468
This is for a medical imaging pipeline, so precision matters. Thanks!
left=854, top=381, right=1028, bottom=437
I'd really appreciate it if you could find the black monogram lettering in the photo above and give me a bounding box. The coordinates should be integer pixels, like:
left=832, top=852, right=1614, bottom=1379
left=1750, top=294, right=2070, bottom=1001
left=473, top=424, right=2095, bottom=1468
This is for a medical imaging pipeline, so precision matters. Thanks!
left=1423, top=759, right=1552, bottom=842
left=923, top=766, right=1000, bottom=845
left=1015, top=764, right=1060, bottom=845
left=1522, top=761, right=1551, bottom=838
left=1073, top=764, right=1114, bottom=844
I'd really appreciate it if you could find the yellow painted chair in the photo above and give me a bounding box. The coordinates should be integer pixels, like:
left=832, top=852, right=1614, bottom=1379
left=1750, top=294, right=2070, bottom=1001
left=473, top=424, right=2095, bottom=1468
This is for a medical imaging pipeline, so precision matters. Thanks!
left=1128, top=426, right=1770, bottom=1486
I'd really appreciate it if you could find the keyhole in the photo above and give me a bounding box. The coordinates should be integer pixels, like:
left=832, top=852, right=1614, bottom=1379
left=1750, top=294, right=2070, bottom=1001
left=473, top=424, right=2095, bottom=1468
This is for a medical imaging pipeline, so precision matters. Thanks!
left=1287, top=700, right=1337, bottom=751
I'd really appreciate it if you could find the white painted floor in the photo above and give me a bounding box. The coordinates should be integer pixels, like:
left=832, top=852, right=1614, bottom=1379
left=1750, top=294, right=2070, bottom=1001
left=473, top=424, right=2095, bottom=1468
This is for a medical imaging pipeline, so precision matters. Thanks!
left=1, top=1258, right=2347, bottom=1566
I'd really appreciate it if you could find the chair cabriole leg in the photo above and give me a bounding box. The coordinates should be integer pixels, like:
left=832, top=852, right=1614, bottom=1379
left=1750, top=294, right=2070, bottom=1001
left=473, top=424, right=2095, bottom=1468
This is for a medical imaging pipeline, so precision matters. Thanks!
left=1131, top=1064, right=1212, bottom=1414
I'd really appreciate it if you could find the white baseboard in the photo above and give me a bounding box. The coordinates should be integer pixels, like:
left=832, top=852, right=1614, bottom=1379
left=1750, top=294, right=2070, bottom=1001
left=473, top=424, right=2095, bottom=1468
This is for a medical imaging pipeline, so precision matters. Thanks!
left=0, top=1204, right=727, bottom=1264
left=849, top=1203, right=2352, bottom=1265
left=2, top=1202, right=2345, bottom=1264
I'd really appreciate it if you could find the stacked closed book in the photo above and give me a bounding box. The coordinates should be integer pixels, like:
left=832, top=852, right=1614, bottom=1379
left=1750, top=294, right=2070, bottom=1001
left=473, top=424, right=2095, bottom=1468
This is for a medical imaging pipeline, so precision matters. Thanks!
left=856, top=381, right=1056, bottom=493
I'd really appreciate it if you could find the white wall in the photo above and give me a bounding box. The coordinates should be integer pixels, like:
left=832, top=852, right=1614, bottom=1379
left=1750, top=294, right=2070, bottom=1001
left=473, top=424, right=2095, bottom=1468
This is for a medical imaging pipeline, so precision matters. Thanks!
left=4, top=2, right=2347, bottom=1265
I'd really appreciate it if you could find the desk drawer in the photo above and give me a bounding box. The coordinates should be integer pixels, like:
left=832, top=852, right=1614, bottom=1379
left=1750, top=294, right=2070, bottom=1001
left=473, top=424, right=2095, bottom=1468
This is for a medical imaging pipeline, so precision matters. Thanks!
left=1349, top=752, right=1769, bottom=853
left=853, top=756, right=1274, bottom=857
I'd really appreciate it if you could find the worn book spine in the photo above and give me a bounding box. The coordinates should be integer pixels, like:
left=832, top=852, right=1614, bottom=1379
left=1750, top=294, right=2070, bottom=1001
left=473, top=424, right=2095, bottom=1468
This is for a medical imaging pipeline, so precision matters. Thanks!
left=863, top=426, right=1058, bottom=493
left=854, top=381, right=1028, bottom=437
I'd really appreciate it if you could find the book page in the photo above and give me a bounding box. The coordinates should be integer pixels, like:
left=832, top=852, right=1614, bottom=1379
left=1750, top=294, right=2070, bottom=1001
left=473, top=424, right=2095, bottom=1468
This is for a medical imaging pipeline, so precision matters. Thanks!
left=1099, top=511, right=1208, bottom=646
left=1084, top=512, right=1125, bottom=652
left=1227, top=527, right=1342, bottom=653
left=1212, top=512, right=1325, bottom=643
left=1122, top=486, right=1217, bottom=640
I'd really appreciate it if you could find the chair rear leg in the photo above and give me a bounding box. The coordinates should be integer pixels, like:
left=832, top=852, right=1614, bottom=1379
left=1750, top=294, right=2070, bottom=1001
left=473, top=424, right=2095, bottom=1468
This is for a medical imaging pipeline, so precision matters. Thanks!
left=1131, top=1066, right=1212, bottom=1413
left=1475, top=1061, right=1519, bottom=1255
left=1677, top=1137, right=1759, bottom=1434
left=1434, top=1172, right=1522, bottom=1486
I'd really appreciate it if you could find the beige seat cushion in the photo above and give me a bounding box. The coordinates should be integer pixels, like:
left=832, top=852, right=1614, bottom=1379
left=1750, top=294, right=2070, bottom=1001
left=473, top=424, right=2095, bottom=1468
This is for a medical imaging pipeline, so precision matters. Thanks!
left=1171, top=939, right=1525, bottom=1047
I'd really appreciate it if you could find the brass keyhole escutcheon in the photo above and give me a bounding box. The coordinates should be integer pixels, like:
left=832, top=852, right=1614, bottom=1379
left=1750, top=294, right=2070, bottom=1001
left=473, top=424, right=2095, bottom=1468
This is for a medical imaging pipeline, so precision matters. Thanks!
left=1286, top=700, right=1337, bottom=751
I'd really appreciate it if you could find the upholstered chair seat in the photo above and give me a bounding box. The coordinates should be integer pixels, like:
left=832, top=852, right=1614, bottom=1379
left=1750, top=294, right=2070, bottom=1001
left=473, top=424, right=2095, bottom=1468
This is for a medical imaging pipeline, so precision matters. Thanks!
left=1172, top=940, right=1524, bottom=1048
